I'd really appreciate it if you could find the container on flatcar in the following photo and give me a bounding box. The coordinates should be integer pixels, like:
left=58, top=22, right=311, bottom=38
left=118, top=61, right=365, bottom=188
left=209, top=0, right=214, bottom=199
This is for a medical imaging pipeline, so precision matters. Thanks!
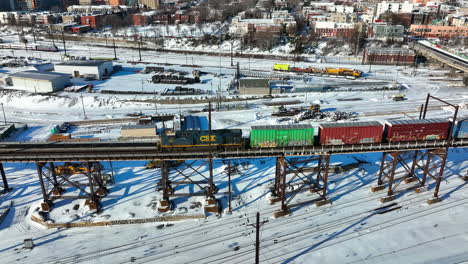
left=451, top=116, right=468, bottom=139
left=161, top=129, right=242, bottom=148
left=319, top=121, right=383, bottom=145
left=384, top=119, right=450, bottom=142
left=250, top=124, right=314, bottom=148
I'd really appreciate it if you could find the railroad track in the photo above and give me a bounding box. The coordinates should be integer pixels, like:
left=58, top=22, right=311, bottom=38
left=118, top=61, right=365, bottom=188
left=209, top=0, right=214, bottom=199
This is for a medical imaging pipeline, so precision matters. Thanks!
left=43, top=176, right=468, bottom=264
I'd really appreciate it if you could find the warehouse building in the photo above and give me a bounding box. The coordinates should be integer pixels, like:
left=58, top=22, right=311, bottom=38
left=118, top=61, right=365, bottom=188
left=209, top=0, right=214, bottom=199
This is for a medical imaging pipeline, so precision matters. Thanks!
left=239, top=79, right=270, bottom=95
left=121, top=124, right=157, bottom=139
left=54, top=60, right=113, bottom=80
left=362, top=48, right=415, bottom=65
left=9, top=70, right=71, bottom=93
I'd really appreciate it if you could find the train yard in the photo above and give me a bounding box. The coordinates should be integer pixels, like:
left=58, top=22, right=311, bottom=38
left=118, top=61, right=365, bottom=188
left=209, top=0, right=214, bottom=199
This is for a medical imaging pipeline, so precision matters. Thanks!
left=0, top=35, right=468, bottom=263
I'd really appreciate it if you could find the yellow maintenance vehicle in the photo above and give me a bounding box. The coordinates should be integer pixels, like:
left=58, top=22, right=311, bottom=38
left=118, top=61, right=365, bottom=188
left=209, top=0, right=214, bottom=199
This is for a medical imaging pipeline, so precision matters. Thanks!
left=323, top=68, right=362, bottom=77
left=392, top=94, right=406, bottom=101
left=309, top=104, right=321, bottom=113
left=54, top=162, right=102, bottom=175
left=273, top=64, right=290, bottom=71
left=146, top=160, right=183, bottom=169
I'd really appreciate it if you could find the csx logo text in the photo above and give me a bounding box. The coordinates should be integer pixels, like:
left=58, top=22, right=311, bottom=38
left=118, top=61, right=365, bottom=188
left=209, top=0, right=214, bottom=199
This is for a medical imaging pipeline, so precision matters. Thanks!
left=200, top=135, right=216, bottom=142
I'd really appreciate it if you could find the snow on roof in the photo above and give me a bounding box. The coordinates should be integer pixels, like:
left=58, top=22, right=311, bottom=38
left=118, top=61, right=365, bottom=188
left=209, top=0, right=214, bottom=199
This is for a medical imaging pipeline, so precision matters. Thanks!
left=57, top=60, right=112, bottom=67
left=366, top=48, right=415, bottom=55
left=251, top=124, right=313, bottom=130
left=9, top=70, right=69, bottom=81
left=385, top=119, right=448, bottom=126
left=319, top=121, right=383, bottom=128
left=122, top=124, right=156, bottom=130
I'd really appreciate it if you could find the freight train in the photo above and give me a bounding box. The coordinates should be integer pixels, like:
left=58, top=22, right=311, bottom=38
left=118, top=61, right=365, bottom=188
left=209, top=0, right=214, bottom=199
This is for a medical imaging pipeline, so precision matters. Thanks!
left=273, top=64, right=362, bottom=77
left=160, top=118, right=468, bottom=150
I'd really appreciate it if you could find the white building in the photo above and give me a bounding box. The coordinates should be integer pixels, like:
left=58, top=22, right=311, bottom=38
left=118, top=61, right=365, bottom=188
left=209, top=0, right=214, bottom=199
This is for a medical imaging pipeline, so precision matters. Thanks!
left=229, top=15, right=296, bottom=36
left=9, top=71, right=71, bottom=93
left=376, top=1, right=415, bottom=17
left=332, top=5, right=355, bottom=14
left=54, top=60, right=113, bottom=80
left=314, top=21, right=355, bottom=29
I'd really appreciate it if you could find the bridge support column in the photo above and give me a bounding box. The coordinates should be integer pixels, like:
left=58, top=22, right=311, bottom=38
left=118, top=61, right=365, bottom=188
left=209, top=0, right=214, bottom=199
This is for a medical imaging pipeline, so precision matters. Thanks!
left=371, top=149, right=448, bottom=204
left=157, top=158, right=219, bottom=214
left=463, top=75, right=468, bottom=86
left=84, top=162, right=101, bottom=212
left=36, top=163, right=53, bottom=212
left=0, top=163, right=10, bottom=193
left=49, top=163, right=64, bottom=197
left=36, top=162, right=106, bottom=213
left=204, top=154, right=220, bottom=213
left=272, top=154, right=332, bottom=218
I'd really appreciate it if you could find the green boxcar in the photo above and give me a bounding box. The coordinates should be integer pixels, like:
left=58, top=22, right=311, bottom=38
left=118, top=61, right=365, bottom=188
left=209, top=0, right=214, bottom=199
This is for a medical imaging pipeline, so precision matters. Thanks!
left=250, top=124, right=314, bottom=148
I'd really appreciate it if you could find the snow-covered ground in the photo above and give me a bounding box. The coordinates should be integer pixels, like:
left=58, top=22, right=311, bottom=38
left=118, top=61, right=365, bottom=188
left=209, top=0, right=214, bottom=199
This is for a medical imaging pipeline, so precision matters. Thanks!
left=0, top=34, right=467, bottom=263
left=0, top=150, right=467, bottom=263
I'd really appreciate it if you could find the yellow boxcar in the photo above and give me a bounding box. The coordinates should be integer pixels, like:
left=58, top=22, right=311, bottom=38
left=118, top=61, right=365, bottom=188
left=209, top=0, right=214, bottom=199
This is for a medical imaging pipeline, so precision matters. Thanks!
left=273, top=64, right=290, bottom=71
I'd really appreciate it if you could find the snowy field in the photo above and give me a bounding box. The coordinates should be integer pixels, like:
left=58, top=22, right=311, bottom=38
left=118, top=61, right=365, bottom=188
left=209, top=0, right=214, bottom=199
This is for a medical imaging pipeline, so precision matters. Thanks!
left=0, top=35, right=468, bottom=263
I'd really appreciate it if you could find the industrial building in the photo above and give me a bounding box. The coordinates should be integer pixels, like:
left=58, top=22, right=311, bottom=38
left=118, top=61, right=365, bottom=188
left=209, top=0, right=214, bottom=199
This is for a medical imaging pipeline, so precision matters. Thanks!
left=239, top=79, right=270, bottom=95
left=362, top=48, right=415, bottom=65
left=54, top=60, right=113, bottom=80
left=9, top=70, right=71, bottom=93
left=121, top=124, right=157, bottom=138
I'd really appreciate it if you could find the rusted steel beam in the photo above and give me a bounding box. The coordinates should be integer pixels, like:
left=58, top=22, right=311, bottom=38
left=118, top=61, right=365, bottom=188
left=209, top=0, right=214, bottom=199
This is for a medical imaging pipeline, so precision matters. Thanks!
left=0, top=163, right=9, bottom=192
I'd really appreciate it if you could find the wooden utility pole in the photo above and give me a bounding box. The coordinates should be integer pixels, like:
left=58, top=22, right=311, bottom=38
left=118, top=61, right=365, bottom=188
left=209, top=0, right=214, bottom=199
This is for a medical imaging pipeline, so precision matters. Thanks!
left=61, top=30, right=67, bottom=56
left=228, top=161, right=232, bottom=213
left=113, top=38, right=117, bottom=60
left=248, top=212, right=268, bottom=264
left=138, top=37, right=142, bottom=61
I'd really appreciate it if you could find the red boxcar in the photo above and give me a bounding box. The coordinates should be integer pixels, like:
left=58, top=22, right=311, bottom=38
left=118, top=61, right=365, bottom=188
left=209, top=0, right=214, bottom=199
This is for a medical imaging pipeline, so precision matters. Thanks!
left=385, top=119, right=450, bottom=142
left=319, top=121, right=383, bottom=145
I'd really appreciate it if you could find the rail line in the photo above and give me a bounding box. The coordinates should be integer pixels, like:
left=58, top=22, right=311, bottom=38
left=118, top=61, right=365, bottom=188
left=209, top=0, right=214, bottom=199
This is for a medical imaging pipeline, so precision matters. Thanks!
left=0, top=139, right=466, bottom=162
left=195, top=188, right=468, bottom=264
left=43, top=177, right=468, bottom=264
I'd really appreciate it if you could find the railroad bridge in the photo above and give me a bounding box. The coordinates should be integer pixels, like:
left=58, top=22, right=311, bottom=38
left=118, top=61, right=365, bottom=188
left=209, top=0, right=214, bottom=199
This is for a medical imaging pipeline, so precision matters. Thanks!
left=1, top=139, right=467, bottom=217
left=414, top=42, right=468, bottom=85
left=1, top=94, right=467, bottom=218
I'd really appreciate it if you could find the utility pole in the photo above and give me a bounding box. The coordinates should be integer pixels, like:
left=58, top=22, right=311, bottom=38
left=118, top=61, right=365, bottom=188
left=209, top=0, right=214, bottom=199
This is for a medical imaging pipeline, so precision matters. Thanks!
left=32, top=26, right=36, bottom=43
left=61, top=30, right=67, bottom=56
left=141, top=78, right=144, bottom=93
left=1, top=103, right=6, bottom=124
left=80, top=93, right=87, bottom=119
left=228, top=160, right=232, bottom=213
left=248, top=212, right=268, bottom=264
left=154, top=89, right=158, bottom=115
left=49, top=29, right=55, bottom=47
left=113, top=38, right=117, bottom=60
left=230, top=41, right=233, bottom=66
left=138, top=37, right=142, bottom=61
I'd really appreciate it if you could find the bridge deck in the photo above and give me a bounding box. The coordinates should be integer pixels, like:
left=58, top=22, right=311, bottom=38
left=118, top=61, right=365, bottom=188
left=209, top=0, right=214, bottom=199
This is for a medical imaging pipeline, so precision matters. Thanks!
left=0, top=140, right=466, bottom=162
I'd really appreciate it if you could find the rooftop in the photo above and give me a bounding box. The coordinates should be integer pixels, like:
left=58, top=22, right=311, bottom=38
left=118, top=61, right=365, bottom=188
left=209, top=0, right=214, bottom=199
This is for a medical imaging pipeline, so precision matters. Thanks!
left=251, top=124, right=314, bottom=130
left=122, top=124, right=156, bottom=130
left=9, top=70, right=70, bottom=81
left=57, top=60, right=112, bottom=67
left=386, top=119, right=449, bottom=126
left=319, top=121, right=382, bottom=128
left=366, top=48, right=415, bottom=55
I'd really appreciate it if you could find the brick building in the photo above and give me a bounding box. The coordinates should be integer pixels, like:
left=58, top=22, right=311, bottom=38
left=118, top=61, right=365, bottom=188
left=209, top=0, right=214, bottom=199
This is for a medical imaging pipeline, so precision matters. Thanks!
left=80, top=15, right=105, bottom=28
left=109, top=0, right=125, bottom=5
left=139, top=0, right=159, bottom=9
left=410, top=24, right=468, bottom=39
left=363, top=48, right=415, bottom=65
